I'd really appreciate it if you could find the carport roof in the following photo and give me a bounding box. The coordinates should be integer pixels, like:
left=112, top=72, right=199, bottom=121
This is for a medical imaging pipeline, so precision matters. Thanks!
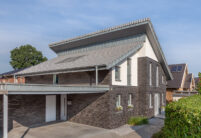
left=0, top=83, right=110, bottom=95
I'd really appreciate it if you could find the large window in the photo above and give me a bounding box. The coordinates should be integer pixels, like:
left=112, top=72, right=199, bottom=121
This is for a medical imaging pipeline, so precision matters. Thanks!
left=156, top=66, right=159, bottom=87
left=127, top=58, right=132, bottom=85
left=115, top=66, right=121, bottom=81
left=149, top=63, right=152, bottom=86
left=53, top=74, right=59, bottom=84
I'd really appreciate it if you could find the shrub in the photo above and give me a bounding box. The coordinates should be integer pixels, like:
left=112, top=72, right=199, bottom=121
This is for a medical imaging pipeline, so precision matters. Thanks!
left=163, top=95, right=201, bottom=138
left=128, top=116, right=148, bottom=126
left=152, top=128, right=165, bottom=138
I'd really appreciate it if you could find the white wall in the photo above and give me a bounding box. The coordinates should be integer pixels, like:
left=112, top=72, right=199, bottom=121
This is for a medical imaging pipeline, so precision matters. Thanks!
left=112, top=36, right=158, bottom=86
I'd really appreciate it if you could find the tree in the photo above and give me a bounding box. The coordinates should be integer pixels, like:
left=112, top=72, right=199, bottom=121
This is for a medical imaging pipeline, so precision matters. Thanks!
left=10, top=44, right=47, bottom=69
left=196, top=72, right=201, bottom=94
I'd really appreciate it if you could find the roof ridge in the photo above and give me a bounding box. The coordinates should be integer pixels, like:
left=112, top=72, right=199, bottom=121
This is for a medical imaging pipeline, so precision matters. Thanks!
left=49, top=18, right=150, bottom=47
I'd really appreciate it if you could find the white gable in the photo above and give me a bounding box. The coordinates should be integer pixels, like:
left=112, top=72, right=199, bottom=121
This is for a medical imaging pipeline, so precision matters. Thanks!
left=112, top=35, right=158, bottom=86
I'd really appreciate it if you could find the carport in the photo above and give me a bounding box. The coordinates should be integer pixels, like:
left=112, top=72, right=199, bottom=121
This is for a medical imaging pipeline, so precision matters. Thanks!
left=0, top=83, right=109, bottom=138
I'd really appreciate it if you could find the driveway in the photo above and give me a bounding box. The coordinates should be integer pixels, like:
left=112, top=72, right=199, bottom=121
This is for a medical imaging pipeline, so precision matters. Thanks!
left=8, top=122, right=121, bottom=138
left=8, top=118, right=164, bottom=138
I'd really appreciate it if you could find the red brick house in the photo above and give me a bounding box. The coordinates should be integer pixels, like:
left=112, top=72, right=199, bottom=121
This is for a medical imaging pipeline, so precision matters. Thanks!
left=0, top=69, right=25, bottom=84
left=0, top=18, right=173, bottom=138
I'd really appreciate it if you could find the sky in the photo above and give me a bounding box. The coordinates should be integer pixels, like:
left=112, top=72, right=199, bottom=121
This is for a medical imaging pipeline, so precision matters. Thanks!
left=0, top=0, right=201, bottom=76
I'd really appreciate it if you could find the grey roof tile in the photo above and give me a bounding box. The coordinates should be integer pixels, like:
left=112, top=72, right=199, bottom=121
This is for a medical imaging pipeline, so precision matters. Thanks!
left=16, top=36, right=144, bottom=76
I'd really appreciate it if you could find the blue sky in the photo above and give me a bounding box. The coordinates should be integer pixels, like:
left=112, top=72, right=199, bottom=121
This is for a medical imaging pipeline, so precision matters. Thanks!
left=0, top=0, right=201, bottom=76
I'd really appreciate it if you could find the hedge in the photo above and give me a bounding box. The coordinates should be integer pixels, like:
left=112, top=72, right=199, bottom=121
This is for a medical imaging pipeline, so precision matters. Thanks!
left=163, top=95, right=201, bottom=138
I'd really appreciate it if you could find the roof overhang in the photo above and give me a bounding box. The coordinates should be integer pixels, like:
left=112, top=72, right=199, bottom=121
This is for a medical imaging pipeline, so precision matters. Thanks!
left=16, top=65, right=107, bottom=77
left=49, top=18, right=173, bottom=80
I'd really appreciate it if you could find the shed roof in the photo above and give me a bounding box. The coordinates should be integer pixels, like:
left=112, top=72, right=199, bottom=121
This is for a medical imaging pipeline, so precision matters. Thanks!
left=16, top=18, right=173, bottom=80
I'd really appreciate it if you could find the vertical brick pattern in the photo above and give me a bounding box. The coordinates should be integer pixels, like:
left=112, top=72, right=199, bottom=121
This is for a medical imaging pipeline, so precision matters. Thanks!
left=138, top=57, right=166, bottom=117
left=68, top=93, right=110, bottom=128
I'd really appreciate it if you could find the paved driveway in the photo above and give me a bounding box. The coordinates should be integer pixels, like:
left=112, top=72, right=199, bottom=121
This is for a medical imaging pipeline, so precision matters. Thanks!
left=8, top=118, right=164, bottom=138
left=8, top=122, right=121, bottom=138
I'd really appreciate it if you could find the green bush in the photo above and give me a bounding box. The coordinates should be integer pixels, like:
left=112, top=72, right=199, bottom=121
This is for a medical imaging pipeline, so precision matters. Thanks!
left=128, top=116, right=148, bottom=126
left=163, top=95, right=201, bottom=138
left=152, top=128, right=165, bottom=138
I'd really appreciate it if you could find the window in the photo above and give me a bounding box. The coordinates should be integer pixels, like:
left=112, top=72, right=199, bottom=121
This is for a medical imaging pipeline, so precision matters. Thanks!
left=162, top=94, right=164, bottom=105
left=149, top=63, right=152, bottom=86
left=162, top=76, right=166, bottom=85
left=116, top=95, right=121, bottom=107
left=156, top=66, right=159, bottom=87
left=115, top=66, right=121, bottom=81
left=171, top=65, right=183, bottom=72
left=53, top=74, right=59, bottom=84
left=177, top=66, right=182, bottom=71
left=127, top=58, right=132, bottom=85
left=128, top=94, right=133, bottom=106
left=171, top=66, right=177, bottom=72
left=149, top=94, right=153, bottom=108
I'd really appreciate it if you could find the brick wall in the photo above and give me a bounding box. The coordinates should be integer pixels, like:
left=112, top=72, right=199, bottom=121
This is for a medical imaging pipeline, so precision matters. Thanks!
left=0, top=95, right=61, bottom=131
left=26, top=75, right=53, bottom=84
left=108, top=86, right=139, bottom=128
left=26, top=70, right=110, bottom=86
left=68, top=93, right=110, bottom=128
left=0, top=77, right=25, bottom=84
left=138, top=57, right=166, bottom=117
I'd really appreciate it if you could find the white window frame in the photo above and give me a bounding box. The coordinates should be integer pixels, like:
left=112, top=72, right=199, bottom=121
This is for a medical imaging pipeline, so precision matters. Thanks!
left=116, top=95, right=121, bottom=107
left=149, top=94, right=153, bottom=108
left=162, top=93, right=164, bottom=105
left=149, top=63, right=152, bottom=86
left=128, top=94, right=133, bottom=106
left=156, top=66, right=159, bottom=87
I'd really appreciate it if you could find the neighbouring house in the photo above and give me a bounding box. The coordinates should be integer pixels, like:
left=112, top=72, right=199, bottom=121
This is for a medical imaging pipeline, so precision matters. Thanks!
left=194, top=77, right=200, bottom=89
left=0, top=18, right=173, bottom=138
left=166, top=64, right=197, bottom=102
left=0, top=69, right=25, bottom=84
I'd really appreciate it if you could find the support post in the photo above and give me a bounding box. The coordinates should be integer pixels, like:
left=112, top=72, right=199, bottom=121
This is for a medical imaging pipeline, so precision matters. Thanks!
left=95, top=66, right=98, bottom=86
left=3, top=94, right=8, bottom=138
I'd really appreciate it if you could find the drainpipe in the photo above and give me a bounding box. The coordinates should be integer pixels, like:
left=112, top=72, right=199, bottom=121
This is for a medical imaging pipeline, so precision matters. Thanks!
left=95, top=66, right=98, bottom=86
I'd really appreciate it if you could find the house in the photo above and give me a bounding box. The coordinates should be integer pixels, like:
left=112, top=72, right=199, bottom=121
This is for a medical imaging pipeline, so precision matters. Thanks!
left=194, top=77, right=200, bottom=89
left=166, top=64, right=196, bottom=102
left=0, top=69, right=25, bottom=84
left=0, top=18, right=173, bottom=138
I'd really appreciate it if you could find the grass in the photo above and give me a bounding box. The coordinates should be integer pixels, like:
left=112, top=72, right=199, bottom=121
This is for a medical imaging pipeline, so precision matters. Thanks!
left=128, top=116, right=148, bottom=126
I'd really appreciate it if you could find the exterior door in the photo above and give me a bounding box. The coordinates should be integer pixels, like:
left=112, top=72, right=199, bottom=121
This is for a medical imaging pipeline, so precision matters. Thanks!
left=60, top=94, right=67, bottom=120
left=46, top=95, right=56, bottom=122
left=154, top=94, right=160, bottom=116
